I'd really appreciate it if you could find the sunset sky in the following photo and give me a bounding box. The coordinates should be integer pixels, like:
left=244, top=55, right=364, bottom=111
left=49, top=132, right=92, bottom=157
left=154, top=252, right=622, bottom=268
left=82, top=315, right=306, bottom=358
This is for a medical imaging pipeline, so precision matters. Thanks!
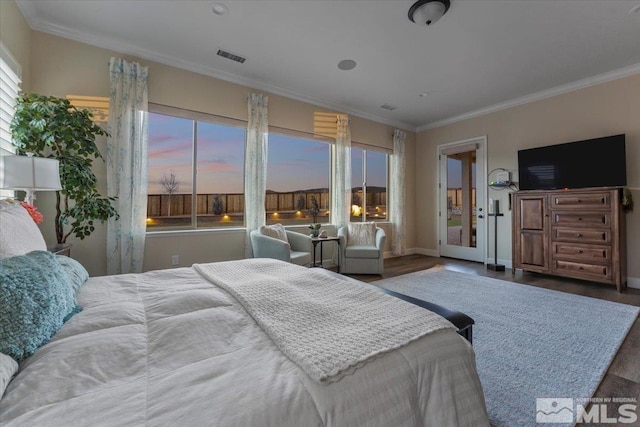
left=147, top=112, right=388, bottom=195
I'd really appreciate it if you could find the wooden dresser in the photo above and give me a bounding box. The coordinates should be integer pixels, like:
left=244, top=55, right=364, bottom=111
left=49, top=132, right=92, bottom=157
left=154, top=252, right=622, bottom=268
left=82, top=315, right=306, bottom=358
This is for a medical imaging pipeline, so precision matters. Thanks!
left=512, top=187, right=627, bottom=291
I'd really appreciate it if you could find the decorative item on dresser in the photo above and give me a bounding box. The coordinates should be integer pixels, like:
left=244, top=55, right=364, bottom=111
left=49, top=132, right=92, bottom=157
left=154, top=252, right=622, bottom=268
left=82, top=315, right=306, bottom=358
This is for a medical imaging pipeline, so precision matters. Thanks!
left=511, top=187, right=627, bottom=292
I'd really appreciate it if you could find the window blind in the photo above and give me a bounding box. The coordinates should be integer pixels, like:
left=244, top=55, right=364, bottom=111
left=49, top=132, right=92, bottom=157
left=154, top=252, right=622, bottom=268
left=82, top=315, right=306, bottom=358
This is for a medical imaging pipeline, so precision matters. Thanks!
left=0, top=42, right=21, bottom=154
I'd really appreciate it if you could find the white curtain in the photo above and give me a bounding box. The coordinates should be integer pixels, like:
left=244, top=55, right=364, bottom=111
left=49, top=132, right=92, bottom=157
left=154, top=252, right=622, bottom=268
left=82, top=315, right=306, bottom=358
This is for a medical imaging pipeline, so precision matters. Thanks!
left=390, top=129, right=407, bottom=256
left=244, top=93, right=269, bottom=258
left=106, top=57, right=148, bottom=274
left=331, top=115, right=351, bottom=228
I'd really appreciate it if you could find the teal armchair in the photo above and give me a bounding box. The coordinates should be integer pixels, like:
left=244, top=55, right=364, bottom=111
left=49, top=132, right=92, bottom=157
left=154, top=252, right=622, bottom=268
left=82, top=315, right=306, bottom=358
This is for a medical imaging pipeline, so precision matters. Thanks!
left=337, top=226, right=386, bottom=275
left=250, top=229, right=313, bottom=266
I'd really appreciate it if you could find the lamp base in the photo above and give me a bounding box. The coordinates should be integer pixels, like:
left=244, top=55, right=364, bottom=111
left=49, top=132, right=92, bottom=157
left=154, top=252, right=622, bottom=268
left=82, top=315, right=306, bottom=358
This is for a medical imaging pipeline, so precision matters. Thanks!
left=486, top=263, right=505, bottom=271
left=24, top=189, right=35, bottom=205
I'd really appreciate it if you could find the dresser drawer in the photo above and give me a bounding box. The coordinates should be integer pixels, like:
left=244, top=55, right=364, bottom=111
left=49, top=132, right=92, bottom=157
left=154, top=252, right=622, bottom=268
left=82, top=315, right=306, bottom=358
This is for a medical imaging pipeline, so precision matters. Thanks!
left=551, top=211, right=610, bottom=227
left=549, top=192, right=610, bottom=209
left=552, top=259, right=610, bottom=281
left=552, top=243, right=610, bottom=262
left=553, top=227, right=610, bottom=244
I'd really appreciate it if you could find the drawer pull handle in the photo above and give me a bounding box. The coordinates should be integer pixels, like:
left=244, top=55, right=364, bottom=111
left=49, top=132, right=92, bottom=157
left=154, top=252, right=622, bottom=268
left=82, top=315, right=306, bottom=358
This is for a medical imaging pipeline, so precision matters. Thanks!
left=577, top=217, right=583, bottom=221
left=576, top=233, right=583, bottom=237
left=577, top=250, right=583, bottom=254
left=577, top=199, right=582, bottom=203
left=578, top=266, right=584, bottom=270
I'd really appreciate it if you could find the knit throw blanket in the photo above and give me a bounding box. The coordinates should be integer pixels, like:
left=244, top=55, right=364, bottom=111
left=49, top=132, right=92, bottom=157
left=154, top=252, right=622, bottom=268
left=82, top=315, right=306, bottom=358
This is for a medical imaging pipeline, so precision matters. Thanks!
left=194, top=259, right=455, bottom=383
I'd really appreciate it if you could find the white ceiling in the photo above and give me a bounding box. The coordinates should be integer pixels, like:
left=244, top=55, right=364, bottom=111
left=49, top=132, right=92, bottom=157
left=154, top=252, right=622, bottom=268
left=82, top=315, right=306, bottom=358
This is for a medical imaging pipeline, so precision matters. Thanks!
left=16, top=0, right=640, bottom=131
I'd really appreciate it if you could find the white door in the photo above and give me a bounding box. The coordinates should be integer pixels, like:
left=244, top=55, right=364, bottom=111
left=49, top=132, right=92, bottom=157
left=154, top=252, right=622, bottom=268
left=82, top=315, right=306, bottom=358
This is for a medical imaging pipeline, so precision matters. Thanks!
left=438, top=137, right=486, bottom=263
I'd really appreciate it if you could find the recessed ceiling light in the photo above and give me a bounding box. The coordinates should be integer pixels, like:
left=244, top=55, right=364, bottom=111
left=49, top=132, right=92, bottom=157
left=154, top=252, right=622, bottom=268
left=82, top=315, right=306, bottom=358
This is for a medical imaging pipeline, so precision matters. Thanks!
left=211, top=2, right=228, bottom=16
left=630, top=4, right=640, bottom=14
left=337, top=59, right=357, bottom=71
left=418, top=91, right=430, bottom=97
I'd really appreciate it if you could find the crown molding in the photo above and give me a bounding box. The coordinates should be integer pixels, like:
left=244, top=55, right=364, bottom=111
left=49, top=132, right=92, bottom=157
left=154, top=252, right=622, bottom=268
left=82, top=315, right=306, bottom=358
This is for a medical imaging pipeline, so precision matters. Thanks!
left=19, top=1, right=639, bottom=136
left=15, top=0, right=38, bottom=28
left=17, top=5, right=416, bottom=133
left=417, top=62, right=640, bottom=132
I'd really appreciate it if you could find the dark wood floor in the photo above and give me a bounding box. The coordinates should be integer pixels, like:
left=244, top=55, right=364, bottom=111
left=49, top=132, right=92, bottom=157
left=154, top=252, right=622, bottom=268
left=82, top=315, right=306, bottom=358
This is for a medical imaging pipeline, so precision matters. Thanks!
left=346, top=254, right=640, bottom=408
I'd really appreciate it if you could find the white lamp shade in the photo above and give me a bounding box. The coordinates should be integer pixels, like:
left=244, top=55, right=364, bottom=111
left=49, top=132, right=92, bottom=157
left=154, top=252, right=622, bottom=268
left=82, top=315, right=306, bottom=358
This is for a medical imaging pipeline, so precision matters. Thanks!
left=0, top=155, right=62, bottom=191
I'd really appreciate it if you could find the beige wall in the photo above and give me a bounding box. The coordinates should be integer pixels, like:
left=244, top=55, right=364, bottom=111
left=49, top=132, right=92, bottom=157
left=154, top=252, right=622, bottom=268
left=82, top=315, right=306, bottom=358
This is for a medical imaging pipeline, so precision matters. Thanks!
left=0, top=0, right=31, bottom=91
left=417, top=73, right=640, bottom=282
left=24, top=29, right=416, bottom=276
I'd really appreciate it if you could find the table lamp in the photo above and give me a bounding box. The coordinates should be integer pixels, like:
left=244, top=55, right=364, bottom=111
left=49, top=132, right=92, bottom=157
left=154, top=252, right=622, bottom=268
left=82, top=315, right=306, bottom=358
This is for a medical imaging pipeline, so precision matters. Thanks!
left=0, top=153, right=62, bottom=204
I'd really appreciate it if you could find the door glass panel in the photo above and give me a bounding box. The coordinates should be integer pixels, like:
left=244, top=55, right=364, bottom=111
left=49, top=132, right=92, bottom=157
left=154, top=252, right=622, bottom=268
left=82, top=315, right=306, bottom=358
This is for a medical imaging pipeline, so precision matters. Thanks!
left=446, top=151, right=477, bottom=247
left=366, top=150, right=387, bottom=221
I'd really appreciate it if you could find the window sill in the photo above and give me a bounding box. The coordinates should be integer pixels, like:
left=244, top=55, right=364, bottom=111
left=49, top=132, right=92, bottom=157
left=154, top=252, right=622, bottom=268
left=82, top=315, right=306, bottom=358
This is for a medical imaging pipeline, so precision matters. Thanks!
left=146, top=227, right=247, bottom=238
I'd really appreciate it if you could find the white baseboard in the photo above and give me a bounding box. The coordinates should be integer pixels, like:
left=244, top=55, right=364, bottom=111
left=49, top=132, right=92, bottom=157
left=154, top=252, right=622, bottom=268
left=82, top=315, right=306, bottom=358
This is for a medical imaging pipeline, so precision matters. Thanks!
left=407, top=247, right=440, bottom=257
left=383, top=248, right=439, bottom=258
left=384, top=251, right=638, bottom=289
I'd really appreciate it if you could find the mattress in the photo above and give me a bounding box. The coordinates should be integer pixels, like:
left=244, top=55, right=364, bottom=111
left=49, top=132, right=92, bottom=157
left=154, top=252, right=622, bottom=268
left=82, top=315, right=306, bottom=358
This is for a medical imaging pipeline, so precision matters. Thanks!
left=0, top=262, right=489, bottom=426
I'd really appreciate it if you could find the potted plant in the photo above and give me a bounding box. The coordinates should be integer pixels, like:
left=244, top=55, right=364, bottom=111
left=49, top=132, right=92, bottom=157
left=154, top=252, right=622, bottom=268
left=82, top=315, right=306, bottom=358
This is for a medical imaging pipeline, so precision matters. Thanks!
left=10, top=93, right=119, bottom=245
left=308, top=223, right=321, bottom=238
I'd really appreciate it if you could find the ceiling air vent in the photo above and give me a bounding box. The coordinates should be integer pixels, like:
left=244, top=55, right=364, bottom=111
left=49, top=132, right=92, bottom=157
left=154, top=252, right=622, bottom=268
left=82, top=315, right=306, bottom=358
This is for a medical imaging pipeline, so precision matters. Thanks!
left=380, top=104, right=397, bottom=111
left=216, top=49, right=247, bottom=64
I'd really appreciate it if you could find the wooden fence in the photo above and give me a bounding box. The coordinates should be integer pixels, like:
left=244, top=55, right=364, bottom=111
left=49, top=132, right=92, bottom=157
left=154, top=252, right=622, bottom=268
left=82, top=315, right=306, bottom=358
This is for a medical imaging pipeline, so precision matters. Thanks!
left=147, top=189, right=387, bottom=218
left=447, top=188, right=477, bottom=208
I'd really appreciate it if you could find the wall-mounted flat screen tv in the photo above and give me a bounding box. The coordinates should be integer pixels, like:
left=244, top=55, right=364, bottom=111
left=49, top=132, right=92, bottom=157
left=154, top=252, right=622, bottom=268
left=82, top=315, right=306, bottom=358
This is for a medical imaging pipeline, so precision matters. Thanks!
left=517, top=134, right=626, bottom=191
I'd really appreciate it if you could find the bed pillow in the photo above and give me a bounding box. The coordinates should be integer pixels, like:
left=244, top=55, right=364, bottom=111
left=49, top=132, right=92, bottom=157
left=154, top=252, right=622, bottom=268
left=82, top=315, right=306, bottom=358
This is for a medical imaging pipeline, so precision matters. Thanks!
left=0, top=201, right=47, bottom=259
left=0, top=352, right=18, bottom=400
left=259, top=223, right=288, bottom=243
left=0, top=251, right=82, bottom=362
left=55, top=255, right=90, bottom=293
left=348, top=222, right=377, bottom=246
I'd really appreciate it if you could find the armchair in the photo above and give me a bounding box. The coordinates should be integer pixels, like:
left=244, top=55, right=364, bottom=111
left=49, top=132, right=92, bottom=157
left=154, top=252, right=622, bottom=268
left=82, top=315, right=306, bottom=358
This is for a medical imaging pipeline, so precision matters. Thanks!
left=337, top=225, right=386, bottom=275
left=250, top=228, right=313, bottom=266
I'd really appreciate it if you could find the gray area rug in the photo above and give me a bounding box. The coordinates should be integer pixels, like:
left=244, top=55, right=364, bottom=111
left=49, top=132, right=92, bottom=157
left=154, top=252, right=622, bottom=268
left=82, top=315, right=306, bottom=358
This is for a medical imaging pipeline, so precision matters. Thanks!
left=373, top=267, right=639, bottom=427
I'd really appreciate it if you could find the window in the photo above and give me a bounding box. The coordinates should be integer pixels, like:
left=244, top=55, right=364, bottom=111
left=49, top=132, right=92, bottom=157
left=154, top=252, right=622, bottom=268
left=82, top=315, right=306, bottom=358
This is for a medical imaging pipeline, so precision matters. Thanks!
left=146, top=106, right=246, bottom=230
left=1, top=43, right=21, bottom=198
left=351, top=146, right=388, bottom=222
left=266, top=132, right=330, bottom=225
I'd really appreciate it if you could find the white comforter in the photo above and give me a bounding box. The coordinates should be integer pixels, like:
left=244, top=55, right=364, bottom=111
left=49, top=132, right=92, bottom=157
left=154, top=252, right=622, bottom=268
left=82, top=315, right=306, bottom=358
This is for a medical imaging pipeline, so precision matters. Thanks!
left=194, top=259, right=455, bottom=383
left=1, top=261, right=489, bottom=426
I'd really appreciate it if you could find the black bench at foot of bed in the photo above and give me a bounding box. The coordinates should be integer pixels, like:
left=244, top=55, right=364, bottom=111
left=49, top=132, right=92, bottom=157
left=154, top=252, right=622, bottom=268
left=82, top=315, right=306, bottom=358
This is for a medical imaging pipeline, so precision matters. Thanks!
left=382, top=289, right=474, bottom=344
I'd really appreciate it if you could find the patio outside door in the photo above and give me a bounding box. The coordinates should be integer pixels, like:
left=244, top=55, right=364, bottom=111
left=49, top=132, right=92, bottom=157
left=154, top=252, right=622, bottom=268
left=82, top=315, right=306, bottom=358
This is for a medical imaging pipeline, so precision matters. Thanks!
left=438, top=137, right=486, bottom=263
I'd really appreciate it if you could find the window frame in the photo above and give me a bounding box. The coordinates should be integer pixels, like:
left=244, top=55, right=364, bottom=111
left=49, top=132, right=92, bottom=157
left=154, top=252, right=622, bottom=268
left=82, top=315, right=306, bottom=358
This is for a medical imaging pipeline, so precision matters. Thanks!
left=350, top=142, right=390, bottom=223
left=0, top=43, right=21, bottom=198
left=265, top=125, right=333, bottom=226
left=146, top=103, right=248, bottom=233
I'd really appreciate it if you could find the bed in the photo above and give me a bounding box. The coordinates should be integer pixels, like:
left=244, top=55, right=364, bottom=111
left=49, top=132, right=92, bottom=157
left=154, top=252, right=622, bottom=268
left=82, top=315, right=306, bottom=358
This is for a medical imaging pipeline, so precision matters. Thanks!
left=0, top=203, right=489, bottom=426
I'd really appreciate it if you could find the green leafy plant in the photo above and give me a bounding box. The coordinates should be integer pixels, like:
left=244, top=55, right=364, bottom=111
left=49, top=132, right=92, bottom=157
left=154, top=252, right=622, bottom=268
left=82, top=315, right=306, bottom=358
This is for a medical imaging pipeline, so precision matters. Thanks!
left=308, top=222, right=321, bottom=237
left=10, top=93, right=119, bottom=244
